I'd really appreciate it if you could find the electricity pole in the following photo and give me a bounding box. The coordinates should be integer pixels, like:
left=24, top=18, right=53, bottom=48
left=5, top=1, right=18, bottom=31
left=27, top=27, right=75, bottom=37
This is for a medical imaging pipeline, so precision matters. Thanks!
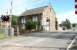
left=9, top=0, right=13, bottom=37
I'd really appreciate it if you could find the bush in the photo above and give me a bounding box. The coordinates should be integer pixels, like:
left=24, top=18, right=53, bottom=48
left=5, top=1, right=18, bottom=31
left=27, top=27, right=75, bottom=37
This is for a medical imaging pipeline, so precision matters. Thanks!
left=11, top=15, right=18, bottom=25
left=72, top=23, right=77, bottom=27
left=25, top=20, right=36, bottom=30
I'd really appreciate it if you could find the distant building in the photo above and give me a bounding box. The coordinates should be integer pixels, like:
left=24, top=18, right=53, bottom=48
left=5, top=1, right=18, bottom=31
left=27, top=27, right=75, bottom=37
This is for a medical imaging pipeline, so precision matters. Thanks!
left=18, top=6, right=58, bottom=32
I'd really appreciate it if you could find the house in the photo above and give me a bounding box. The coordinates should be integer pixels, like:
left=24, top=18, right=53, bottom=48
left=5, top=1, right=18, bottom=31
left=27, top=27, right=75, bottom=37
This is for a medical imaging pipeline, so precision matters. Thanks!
left=18, top=6, right=58, bottom=33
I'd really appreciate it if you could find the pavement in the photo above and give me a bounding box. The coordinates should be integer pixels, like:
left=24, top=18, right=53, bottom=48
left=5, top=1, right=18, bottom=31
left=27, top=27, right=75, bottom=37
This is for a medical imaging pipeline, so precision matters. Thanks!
left=0, top=32, right=76, bottom=50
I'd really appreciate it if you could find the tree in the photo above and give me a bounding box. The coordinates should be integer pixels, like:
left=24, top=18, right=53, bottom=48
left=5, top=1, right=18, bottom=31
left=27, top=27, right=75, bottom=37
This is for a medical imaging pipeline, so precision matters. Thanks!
left=25, top=20, right=36, bottom=31
left=65, top=19, right=71, bottom=29
left=60, top=19, right=71, bottom=29
left=11, top=15, right=18, bottom=25
left=11, top=15, right=19, bottom=36
left=72, top=23, right=77, bottom=27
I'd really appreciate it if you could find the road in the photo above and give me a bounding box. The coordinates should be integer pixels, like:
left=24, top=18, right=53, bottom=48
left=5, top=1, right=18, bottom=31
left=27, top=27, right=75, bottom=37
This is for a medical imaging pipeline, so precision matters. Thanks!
left=0, top=32, right=77, bottom=50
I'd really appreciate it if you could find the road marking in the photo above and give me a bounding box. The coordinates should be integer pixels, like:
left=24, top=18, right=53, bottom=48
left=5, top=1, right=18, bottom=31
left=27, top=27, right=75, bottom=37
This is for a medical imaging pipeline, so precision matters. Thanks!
left=67, top=36, right=77, bottom=50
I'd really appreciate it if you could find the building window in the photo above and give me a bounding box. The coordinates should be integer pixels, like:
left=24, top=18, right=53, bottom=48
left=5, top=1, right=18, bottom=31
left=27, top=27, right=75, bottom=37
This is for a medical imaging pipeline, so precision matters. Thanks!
left=21, top=18, right=26, bottom=29
left=46, top=17, right=50, bottom=22
left=32, top=16, right=38, bottom=21
left=55, top=18, right=58, bottom=30
left=21, top=18, right=26, bottom=24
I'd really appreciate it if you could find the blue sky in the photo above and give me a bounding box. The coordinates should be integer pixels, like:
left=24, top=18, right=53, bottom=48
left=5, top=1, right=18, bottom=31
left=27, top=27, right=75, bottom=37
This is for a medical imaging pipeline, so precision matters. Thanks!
left=0, top=0, right=76, bottom=23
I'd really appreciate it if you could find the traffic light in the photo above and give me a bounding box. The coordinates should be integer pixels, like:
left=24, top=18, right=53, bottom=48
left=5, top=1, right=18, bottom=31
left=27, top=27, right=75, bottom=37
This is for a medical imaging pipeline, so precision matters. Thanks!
left=1, top=15, right=9, bottom=22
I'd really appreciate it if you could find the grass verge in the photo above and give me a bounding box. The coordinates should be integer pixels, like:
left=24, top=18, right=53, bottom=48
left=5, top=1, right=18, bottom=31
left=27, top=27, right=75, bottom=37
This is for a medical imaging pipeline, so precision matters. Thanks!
left=0, top=33, right=6, bottom=40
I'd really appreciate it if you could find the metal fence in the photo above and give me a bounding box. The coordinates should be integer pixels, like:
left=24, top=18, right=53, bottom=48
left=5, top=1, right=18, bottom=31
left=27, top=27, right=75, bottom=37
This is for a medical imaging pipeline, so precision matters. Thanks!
left=0, top=28, right=5, bottom=34
left=0, top=28, right=10, bottom=38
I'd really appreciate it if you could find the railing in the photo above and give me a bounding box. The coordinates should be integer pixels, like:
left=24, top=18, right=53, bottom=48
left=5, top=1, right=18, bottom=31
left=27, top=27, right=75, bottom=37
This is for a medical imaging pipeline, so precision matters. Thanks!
left=0, top=28, right=10, bottom=37
left=0, top=28, right=5, bottom=34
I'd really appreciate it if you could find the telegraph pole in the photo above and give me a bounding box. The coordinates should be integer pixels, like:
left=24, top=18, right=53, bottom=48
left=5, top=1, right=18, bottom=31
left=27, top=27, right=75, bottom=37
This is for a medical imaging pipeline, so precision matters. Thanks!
left=9, top=0, right=13, bottom=37
left=10, top=0, right=13, bottom=26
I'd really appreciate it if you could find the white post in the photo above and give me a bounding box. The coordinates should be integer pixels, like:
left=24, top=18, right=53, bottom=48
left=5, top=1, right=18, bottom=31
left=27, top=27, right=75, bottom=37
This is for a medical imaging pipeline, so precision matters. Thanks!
left=11, top=27, right=14, bottom=37
left=17, top=26, right=19, bottom=35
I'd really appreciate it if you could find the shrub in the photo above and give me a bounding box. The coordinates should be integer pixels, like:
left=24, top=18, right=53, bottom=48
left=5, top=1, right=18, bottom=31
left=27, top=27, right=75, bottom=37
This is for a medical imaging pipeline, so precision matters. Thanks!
left=25, top=20, right=36, bottom=30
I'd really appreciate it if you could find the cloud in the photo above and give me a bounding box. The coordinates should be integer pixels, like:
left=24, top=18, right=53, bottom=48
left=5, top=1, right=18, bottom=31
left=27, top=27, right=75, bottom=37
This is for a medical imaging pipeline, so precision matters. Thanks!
left=57, top=10, right=77, bottom=24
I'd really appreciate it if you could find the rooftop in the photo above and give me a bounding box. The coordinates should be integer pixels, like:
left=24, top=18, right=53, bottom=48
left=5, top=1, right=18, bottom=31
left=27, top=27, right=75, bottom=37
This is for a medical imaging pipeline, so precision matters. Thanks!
left=21, top=6, right=49, bottom=16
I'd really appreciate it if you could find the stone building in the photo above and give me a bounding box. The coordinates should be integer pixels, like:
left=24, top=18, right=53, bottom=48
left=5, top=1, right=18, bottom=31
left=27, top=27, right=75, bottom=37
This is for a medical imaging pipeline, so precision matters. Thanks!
left=18, top=6, right=58, bottom=33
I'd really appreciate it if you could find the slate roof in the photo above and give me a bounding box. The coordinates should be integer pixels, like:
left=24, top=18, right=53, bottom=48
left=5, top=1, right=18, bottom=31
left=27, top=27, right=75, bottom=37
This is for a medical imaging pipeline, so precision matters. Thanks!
left=21, top=6, right=48, bottom=16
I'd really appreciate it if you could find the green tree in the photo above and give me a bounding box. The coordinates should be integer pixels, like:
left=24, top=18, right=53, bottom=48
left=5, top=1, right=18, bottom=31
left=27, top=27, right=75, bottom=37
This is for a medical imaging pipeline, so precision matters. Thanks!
left=60, top=19, right=71, bottom=29
left=11, top=15, right=18, bottom=36
left=72, top=23, right=77, bottom=27
left=25, top=20, right=36, bottom=31
left=11, top=15, right=18, bottom=25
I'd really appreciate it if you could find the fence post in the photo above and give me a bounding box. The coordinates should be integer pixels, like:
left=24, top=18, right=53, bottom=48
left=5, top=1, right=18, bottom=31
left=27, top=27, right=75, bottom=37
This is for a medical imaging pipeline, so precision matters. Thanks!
left=17, top=26, right=19, bottom=36
left=11, top=27, right=14, bottom=37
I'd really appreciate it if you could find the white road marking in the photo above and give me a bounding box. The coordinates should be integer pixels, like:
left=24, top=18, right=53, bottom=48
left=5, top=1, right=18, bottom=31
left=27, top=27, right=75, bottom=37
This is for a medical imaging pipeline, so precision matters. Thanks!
left=67, top=36, right=77, bottom=50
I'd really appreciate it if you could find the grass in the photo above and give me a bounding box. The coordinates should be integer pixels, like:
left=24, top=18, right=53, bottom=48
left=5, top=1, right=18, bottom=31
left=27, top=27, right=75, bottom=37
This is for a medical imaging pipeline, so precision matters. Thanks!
left=0, top=33, right=6, bottom=40
left=0, top=28, right=6, bottom=40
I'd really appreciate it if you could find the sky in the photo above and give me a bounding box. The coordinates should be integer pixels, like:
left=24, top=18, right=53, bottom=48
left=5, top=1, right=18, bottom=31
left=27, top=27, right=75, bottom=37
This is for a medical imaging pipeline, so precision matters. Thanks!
left=0, top=0, right=76, bottom=24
